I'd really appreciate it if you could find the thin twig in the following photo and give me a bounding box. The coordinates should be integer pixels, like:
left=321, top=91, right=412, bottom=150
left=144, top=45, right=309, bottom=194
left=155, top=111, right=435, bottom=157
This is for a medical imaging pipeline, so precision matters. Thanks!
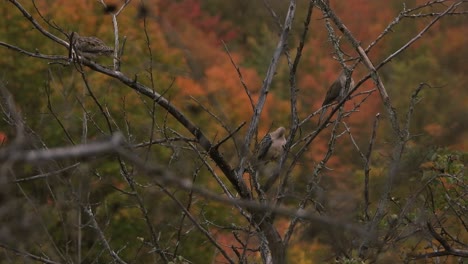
left=237, top=0, right=297, bottom=180
left=83, top=205, right=128, bottom=264
left=13, top=163, right=81, bottom=183
left=364, top=113, right=380, bottom=220
left=0, top=243, right=61, bottom=264
left=222, top=41, right=255, bottom=112
left=162, top=188, right=235, bottom=264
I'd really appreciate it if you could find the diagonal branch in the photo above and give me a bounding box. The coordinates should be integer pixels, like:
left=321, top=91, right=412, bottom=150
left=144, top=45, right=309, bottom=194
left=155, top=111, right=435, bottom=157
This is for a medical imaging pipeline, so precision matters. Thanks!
left=70, top=57, right=251, bottom=197
left=0, top=243, right=61, bottom=264
left=162, top=188, right=235, bottom=264
left=264, top=0, right=315, bottom=194
left=237, top=0, right=298, bottom=178
left=7, top=0, right=69, bottom=47
left=83, top=205, right=128, bottom=264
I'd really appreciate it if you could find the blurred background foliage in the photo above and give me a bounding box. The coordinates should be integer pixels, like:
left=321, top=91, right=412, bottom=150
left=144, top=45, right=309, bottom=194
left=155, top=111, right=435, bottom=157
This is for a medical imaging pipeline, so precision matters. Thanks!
left=0, top=0, right=466, bottom=263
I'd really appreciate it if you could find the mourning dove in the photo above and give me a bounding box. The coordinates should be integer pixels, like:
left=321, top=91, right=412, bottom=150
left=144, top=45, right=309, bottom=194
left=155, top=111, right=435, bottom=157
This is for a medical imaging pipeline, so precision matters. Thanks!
left=318, top=70, right=354, bottom=125
left=72, top=33, right=113, bottom=58
left=256, top=127, right=287, bottom=162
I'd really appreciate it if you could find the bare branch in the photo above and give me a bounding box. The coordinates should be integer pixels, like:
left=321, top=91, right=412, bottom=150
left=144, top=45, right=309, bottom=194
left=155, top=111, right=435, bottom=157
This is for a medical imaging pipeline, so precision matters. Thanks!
left=237, top=0, right=297, bottom=178
left=377, top=1, right=463, bottom=70
left=83, top=205, right=129, bottom=264
left=222, top=41, right=255, bottom=112
left=13, top=163, right=81, bottom=183
left=274, top=0, right=315, bottom=201
left=0, top=132, right=125, bottom=163
left=162, top=188, right=235, bottom=264
left=70, top=56, right=250, bottom=197
left=0, top=243, right=61, bottom=264
left=0, top=41, right=68, bottom=62
left=7, top=0, right=68, bottom=47
left=364, top=113, right=380, bottom=220
left=408, top=222, right=468, bottom=259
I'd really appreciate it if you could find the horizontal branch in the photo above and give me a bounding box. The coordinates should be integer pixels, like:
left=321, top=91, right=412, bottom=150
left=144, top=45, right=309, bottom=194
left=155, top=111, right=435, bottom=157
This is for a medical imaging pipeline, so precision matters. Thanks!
left=0, top=243, right=60, bottom=264
left=0, top=41, right=68, bottom=62
left=0, top=133, right=125, bottom=163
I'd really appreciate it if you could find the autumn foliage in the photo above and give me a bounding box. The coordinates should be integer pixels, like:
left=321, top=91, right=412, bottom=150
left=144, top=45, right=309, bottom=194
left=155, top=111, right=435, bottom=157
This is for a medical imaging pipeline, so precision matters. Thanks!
left=0, top=0, right=466, bottom=263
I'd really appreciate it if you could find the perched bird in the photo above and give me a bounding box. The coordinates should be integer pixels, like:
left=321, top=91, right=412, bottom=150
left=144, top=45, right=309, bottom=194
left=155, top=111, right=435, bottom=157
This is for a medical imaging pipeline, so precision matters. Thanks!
left=318, top=70, right=354, bottom=125
left=256, top=127, right=287, bottom=163
left=72, top=33, right=113, bottom=58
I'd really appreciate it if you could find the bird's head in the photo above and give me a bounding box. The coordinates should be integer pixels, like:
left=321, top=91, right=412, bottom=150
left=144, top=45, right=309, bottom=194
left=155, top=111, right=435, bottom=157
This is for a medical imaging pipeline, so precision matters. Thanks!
left=272, top=127, right=286, bottom=139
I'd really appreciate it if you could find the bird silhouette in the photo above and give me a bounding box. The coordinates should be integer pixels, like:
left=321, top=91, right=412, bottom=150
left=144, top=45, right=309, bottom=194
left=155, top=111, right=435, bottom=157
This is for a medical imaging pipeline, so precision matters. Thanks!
left=318, top=70, right=354, bottom=125
left=72, top=33, right=113, bottom=58
left=256, top=127, right=286, bottom=162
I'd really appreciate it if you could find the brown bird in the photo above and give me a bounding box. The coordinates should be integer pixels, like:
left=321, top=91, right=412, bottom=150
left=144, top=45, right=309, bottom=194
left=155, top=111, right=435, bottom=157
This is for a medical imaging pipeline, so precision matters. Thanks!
left=72, top=33, right=113, bottom=58
left=318, top=70, right=354, bottom=125
left=256, top=127, right=287, bottom=162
